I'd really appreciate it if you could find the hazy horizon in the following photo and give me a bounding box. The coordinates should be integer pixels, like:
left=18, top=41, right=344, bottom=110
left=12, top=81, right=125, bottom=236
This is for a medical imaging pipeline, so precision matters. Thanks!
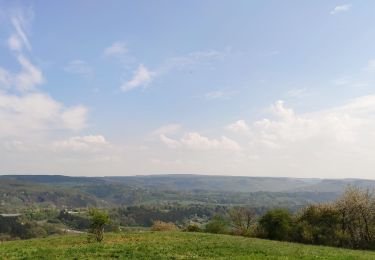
left=1, top=1, right=375, bottom=178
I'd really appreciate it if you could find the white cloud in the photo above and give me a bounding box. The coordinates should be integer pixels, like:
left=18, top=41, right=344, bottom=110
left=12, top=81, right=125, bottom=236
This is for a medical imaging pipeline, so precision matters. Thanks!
left=64, top=60, right=92, bottom=77
left=14, top=55, right=44, bottom=91
left=121, top=64, right=154, bottom=92
left=159, top=134, right=181, bottom=148
left=61, top=106, right=88, bottom=131
left=0, top=56, right=44, bottom=92
left=227, top=120, right=249, bottom=134
left=103, top=41, right=127, bottom=57
left=330, top=4, right=351, bottom=15
left=0, top=92, right=88, bottom=137
left=160, top=132, right=241, bottom=151
left=153, top=124, right=182, bottom=135
left=53, top=135, right=109, bottom=152
left=181, top=133, right=241, bottom=151
left=219, top=96, right=375, bottom=177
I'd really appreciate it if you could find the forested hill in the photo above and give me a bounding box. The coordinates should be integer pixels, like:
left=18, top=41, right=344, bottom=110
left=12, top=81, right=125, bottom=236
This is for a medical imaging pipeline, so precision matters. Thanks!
left=2, top=174, right=375, bottom=192
left=1, top=174, right=375, bottom=211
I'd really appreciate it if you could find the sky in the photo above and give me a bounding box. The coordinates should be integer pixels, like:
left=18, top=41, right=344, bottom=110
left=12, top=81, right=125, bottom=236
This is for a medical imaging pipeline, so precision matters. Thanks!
left=0, top=1, right=375, bottom=178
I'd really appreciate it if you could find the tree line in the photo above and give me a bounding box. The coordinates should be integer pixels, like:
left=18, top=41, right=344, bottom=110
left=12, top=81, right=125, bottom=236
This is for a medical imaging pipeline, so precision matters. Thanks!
left=199, top=186, right=375, bottom=250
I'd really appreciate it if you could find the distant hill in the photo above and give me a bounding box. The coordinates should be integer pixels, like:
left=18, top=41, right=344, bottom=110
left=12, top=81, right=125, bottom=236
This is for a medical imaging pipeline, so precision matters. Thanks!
left=0, top=179, right=110, bottom=211
left=0, top=175, right=104, bottom=185
left=105, top=175, right=322, bottom=192
left=1, top=174, right=375, bottom=210
left=3, top=174, right=375, bottom=193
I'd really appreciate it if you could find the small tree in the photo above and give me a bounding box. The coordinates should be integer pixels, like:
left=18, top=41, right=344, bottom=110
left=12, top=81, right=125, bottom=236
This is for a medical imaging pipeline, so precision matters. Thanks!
left=229, top=206, right=256, bottom=236
left=88, top=208, right=110, bottom=242
left=258, top=208, right=294, bottom=241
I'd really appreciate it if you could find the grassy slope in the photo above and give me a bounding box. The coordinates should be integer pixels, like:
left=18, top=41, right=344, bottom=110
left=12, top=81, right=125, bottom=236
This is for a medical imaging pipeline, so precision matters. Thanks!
left=1, top=232, right=375, bottom=259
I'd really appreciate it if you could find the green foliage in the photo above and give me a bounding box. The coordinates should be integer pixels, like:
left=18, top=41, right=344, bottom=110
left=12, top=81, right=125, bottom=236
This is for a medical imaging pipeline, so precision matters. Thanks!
left=58, top=210, right=90, bottom=230
left=258, top=208, right=294, bottom=241
left=205, top=215, right=229, bottom=234
left=88, top=208, right=111, bottom=242
left=295, top=204, right=341, bottom=246
left=253, top=187, right=375, bottom=250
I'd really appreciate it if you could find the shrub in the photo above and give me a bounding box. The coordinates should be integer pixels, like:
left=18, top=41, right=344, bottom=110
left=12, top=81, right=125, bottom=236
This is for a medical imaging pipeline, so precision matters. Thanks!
left=205, top=215, right=229, bottom=234
left=151, top=220, right=178, bottom=231
left=258, top=209, right=294, bottom=241
left=295, top=204, right=341, bottom=246
left=47, top=218, right=61, bottom=224
left=88, top=208, right=111, bottom=242
left=184, top=223, right=202, bottom=232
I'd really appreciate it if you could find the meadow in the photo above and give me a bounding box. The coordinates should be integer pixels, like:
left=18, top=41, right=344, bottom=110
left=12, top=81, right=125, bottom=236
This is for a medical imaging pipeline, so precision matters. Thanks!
left=1, top=231, right=375, bottom=259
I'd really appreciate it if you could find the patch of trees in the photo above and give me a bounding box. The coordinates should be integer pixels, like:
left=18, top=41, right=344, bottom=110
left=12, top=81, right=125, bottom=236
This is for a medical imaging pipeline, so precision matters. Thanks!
left=58, top=210, right=91, bottom=230
left=200, top=187, right=375, bottom=250
left=111, top=204, right=222, bottom=227
left=0, top=215, right=61, bottom=241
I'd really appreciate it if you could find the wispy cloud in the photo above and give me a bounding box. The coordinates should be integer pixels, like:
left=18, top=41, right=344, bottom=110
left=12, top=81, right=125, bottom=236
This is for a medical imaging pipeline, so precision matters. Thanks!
left=156, top=49, right=225, bottom=75
left=103, top=41, right=127, bottom=57
left=285, top=88, right=311, bottom=98
left=0, top=54, right=44, bottom=92
left=121, top=64, right=154, bottom=92
left=152, top=124, right=182, bottom=136
left=8, top=11, right=33, bottom=51
left=160, top=132, right=242, bottom=151
left=330, top=4, right=351, bottom=15
left=53, top=135, right=109, bottom=152
left=204, top=90, right=237, bottom=101
left=205, top=91, right=226, bottom=100
left=64, top=60, right=93, bottom=77
left=120, top=49, right=227, bottom=92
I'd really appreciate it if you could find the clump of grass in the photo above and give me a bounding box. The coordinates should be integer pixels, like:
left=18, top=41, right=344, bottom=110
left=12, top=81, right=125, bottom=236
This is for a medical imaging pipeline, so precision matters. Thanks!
left=151, top=221, right=178, bottom=231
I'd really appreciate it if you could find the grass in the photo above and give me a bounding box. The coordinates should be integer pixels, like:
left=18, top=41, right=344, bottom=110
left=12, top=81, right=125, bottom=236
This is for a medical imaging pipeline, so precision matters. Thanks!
left=1, top=231, right=375, bottom=259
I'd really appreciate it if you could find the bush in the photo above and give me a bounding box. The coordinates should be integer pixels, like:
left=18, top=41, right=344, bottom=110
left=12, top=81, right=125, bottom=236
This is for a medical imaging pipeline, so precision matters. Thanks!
left=295, top=204, right=341, bottom=246
left=258, top=209, right=294, bottom=241
left=24, top=226, right=48, bottom=239
left=205, top=215, right=229, bottom=234
left=47, top=218, right=61, bottom=224
left=184, top=223, right=202, bottom=232
left=0, top=234, right=14, bottom=241
left=88, top=208, right=111, bottom=242
left=151, top=220, right=178, bottom=231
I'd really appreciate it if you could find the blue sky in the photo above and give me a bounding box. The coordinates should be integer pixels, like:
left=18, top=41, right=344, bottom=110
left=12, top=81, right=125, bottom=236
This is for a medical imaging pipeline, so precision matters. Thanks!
left=1, top=1, right=375, bottom=178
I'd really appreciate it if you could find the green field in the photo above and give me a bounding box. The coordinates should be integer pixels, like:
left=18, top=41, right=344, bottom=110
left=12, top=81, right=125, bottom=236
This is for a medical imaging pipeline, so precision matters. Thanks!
left=1, top=232, right=375, bottom=259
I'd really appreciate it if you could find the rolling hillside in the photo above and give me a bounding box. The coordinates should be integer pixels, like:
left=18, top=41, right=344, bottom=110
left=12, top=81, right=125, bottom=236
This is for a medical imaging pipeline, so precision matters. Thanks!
left=1, top=175, right=375, bottom=211
left=0, top=231, right=374, bottom=259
